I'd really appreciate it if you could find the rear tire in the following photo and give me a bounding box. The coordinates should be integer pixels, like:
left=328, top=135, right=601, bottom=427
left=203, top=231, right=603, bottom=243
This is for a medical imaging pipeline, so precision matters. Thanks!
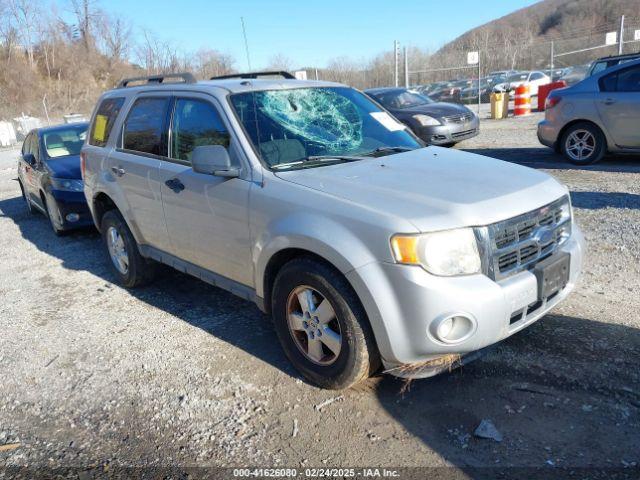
left=271, top=257, right=379, bottom=389
left=101, top=209, right=156, bottom=288
left=560, top=122, right=606, bottom=165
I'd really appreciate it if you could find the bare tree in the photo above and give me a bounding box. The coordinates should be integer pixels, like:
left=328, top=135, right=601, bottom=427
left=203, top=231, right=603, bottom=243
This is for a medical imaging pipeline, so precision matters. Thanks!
left=98, top=13, right=132, bottom=63
left=70, top=0, right=98, bottom=50
left=6, top=0, right=40, bottom=68
left=267, top=53, right=293, bottom=71
left=192, top=48, right=235, bottom=79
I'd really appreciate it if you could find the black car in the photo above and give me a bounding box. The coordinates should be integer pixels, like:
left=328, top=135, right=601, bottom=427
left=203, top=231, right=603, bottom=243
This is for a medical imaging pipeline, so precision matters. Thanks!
left=17, top=122, right=92, bottom=234
left=364, top=87, right=479, bottom=146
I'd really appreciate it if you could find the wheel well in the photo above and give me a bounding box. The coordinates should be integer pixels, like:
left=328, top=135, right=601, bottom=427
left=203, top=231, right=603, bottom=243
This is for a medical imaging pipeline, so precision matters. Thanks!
left=262, top=248, right=342, bottom=314
left=93, top=192, right=118, bottom=230
left=557, top=119, right=606, bottom=152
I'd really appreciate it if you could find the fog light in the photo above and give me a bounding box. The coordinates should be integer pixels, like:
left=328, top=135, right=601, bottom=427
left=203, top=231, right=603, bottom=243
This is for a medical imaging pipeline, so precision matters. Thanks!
left=430, top=314, right=476, bottom=344
left=66, top=213, right=80, bottom=222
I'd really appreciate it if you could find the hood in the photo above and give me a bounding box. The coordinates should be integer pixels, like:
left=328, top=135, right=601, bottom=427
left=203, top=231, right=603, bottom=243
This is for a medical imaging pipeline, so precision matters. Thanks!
left=45, top=154, right=81, bottom=179
left=392, top=102, right=471, bottom=119
left=274, top=147, right=567, bottom=232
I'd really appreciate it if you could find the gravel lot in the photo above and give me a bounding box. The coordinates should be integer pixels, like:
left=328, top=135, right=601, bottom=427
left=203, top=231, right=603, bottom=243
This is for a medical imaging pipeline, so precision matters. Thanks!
left=1, top=113, right=639, bottom=478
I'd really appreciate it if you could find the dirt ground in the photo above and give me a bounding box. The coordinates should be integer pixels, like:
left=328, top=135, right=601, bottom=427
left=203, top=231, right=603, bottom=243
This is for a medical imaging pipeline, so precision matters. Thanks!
left=0, top=112, right=639, bottom=479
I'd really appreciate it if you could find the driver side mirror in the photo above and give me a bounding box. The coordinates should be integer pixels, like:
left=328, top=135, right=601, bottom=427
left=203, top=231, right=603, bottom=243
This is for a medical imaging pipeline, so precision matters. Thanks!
left=192, top=145, right=239, bottom=178
left=23, top=153, right=36, bottom=166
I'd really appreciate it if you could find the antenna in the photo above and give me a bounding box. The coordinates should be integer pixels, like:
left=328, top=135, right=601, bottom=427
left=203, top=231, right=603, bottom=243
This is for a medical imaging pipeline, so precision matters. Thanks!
left=241, top=17, right=252, bottom=71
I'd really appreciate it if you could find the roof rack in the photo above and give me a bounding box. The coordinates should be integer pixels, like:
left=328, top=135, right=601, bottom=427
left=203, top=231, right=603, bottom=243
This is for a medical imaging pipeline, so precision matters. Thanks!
left=117, top=72, right=197, bottom=88
left=209, top=71, right=296, bottom=81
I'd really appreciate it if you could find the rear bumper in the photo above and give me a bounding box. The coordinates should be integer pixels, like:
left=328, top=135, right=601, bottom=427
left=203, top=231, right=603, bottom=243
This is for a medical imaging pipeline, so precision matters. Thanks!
left=415, top=116, right=480, bottom=145
left=346, top=223, right=585, bottom=374
left=537, top=120, right=560, bottom=149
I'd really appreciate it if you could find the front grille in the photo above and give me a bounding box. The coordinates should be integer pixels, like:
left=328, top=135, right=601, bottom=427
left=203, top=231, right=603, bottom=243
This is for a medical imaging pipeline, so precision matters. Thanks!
left=485, top=196, right=572, bottom=280
left=443, top=113, right=473, bottom=124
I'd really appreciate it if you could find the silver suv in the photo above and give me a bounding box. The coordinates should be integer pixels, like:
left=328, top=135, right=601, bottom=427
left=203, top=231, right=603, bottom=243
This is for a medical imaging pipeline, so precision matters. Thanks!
left=82, top=72, right=585, bottom=389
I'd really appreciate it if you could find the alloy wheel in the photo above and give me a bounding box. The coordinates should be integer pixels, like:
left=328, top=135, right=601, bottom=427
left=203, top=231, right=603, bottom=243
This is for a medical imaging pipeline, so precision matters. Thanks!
left=565, top=129, right=595, bottom=162
left=106, top=226, right=129, bottom=274
left=286, top=286, right=342, bottom=366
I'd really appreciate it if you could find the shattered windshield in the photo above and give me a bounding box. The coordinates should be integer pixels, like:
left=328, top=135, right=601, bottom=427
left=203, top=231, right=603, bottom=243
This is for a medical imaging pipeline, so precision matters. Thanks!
left=230, top=87, right=421, bottom=169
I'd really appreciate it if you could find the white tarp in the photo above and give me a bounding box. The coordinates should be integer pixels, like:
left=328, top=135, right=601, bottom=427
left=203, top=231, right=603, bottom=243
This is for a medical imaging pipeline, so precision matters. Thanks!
left=0, top=121, right=17, bottom=147
left=12, top=115, right=41, bottom=139
left=63, top=113, right=88, bottom=124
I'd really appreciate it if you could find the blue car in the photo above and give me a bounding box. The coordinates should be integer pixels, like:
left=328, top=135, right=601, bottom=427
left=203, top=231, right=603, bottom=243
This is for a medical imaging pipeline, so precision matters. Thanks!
left=17, top=122, right=93, bottom=234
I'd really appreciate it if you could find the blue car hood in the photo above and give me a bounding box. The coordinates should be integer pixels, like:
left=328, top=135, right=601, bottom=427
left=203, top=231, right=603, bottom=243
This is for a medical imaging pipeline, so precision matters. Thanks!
left=46, top=155, right=81, bottom=179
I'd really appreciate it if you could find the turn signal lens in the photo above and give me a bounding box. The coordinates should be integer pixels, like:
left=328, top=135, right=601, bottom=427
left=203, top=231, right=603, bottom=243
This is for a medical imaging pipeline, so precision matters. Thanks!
left=390, top=235, right=420, bottom=264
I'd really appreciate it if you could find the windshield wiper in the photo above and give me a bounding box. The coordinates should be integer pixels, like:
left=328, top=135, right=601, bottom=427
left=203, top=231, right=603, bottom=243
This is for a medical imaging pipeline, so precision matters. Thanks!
left=361, top=146, right=414, bottom=157
left=272, top=155, right=364, bottom=170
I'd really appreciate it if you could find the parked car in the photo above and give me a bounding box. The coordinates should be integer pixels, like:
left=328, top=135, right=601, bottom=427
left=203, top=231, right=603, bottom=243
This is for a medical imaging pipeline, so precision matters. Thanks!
left=364, top=87, right=479, bottom=146
left=493, top=71, right=551, bottom=95
left=488, top=70, right=519, bottom=77
left=429, top=80, right=469, bottom=103
left=538, top=58, right=640, bottom=165
left=17, top=122, right=92, bottom=234
left=83, top=72, right=585, bottom=389
left=460, top=75, right=506, bottom=104
left=559, top=64, right=591, bottom=86
left=588, top=52, right=640, bottom=76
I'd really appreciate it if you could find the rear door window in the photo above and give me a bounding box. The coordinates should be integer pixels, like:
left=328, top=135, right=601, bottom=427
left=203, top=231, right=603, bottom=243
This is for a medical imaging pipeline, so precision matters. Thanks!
left=600, top=65, right=640, bottom=92
left=616, top=66, right=640, bottom=92
left=122, top=97, right=170, bottom=156
left=170, top=98, right=230, bottom=162
left=89, top=97, right=125, bottom=147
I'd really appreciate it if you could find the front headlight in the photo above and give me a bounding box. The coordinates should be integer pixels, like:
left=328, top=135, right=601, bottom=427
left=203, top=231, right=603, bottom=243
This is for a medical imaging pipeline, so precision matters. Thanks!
left=412, top=114, right=441, bottom=126
left=391, top=228, right=482, bottom=276
left=50, top=178, right=84, bottom=192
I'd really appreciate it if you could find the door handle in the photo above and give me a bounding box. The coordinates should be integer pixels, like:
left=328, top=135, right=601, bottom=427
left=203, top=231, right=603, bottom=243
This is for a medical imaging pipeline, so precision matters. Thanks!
left=111, top=166, right=126, bottom=177
left=165, top=178, right=185, bottom=193
left=603, top=98, right=616, bottom=105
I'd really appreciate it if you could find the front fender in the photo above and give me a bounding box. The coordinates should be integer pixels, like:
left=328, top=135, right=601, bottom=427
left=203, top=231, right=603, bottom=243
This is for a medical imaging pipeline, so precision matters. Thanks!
left=254, top=212, right=379, bottom=299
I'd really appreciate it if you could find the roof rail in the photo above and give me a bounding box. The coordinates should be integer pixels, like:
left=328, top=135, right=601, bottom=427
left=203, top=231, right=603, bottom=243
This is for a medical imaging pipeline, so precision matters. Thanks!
left=117, top=72, right=197, bottom=88
left=209, top=71, right=296, bottom=81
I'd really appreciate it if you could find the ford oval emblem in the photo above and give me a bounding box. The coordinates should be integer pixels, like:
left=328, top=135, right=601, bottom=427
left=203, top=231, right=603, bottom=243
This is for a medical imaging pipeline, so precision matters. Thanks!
left=534, top=226, right=555, bottom=246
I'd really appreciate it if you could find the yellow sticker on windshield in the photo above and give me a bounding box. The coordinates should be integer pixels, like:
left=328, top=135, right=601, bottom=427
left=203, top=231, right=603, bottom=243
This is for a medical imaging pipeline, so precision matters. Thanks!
left=93, top=114, right=108, bottom=142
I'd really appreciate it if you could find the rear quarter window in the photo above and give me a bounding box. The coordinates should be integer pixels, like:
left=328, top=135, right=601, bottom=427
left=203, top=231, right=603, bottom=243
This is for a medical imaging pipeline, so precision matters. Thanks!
left=89, top=97, right=125, bottom=147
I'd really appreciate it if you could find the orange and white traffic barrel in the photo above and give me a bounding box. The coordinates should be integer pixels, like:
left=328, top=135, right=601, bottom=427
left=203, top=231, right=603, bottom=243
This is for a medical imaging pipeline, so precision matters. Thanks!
left=513, top=84, right=531, bottom=116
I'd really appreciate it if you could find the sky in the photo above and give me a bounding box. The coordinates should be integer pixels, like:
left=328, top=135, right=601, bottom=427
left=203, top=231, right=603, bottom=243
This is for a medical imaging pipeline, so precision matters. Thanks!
left=77, top=0, right=541, bottom=69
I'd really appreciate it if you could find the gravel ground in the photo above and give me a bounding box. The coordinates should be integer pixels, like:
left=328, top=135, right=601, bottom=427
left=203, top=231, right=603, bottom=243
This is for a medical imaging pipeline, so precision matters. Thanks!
left=0, top=113, right=639, bottom=479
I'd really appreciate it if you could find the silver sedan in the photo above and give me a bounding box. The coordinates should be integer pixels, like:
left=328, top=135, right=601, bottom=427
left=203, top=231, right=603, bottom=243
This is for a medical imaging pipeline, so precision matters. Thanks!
left=537, top=58, right=640, bottom=165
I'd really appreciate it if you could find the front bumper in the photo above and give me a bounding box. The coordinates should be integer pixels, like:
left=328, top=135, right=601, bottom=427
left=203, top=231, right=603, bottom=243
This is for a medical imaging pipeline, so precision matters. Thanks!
left=346, top=224, right=585, bottom=374
left=414, top=116, right=480, bottom=145
left=49, top=190, right=93, bottom=229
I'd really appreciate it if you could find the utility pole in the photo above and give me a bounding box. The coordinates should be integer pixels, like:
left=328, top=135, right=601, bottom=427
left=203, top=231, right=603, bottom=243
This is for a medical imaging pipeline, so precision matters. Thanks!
left=240, top=17, right=252, bottom=71
left=550, top=41, right=554, bottom=81
left=618, top=15, right=625, bottom=55
left=477, top=53, right=481, bottom=116
left=394, top=40, right=400, bottom=87
left=404, top=46, right=409, bottom=88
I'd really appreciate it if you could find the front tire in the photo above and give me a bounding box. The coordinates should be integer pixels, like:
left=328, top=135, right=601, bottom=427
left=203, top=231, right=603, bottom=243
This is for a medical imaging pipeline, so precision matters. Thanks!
left=43, top=192, right=65, bottom=236
left=560, top=122, right=606, bottom=165
left=271, top=257, right=379, bottom=389
left=101, top=210, right=156, bottom=288
left=18, top=181, right=36, bottom=215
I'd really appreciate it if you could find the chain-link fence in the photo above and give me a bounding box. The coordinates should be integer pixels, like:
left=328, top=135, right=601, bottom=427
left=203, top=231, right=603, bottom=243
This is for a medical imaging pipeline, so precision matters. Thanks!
left=302, top=17, right=640, bottom=96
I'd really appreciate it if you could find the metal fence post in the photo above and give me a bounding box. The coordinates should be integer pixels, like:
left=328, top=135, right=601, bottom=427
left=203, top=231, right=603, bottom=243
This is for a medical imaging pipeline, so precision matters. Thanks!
left=550, top=41, right=554, bottom=81
left=619, top=15, right=625, bottom=55
left=404, top=47, right=409, bottom=88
